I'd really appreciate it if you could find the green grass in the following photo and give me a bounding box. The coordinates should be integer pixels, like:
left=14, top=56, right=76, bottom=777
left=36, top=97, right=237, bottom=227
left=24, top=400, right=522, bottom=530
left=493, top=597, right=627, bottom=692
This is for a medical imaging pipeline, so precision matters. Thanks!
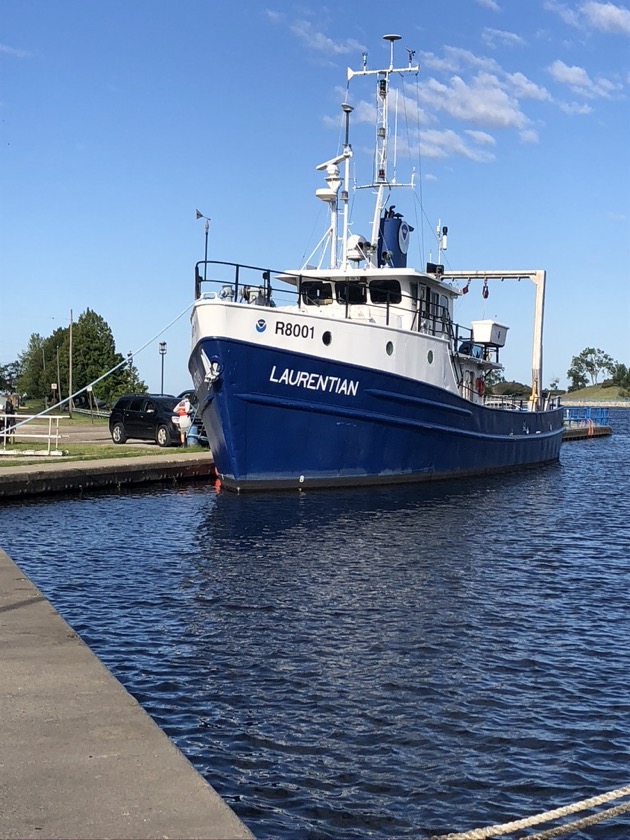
left=0, top=442, right=208, bottom=467
left=564, top=385, right=629, bottom=400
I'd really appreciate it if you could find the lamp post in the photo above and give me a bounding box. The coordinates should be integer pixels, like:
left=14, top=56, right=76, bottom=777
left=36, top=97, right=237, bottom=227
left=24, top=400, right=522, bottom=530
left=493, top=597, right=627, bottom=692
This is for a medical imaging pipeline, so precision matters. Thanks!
left=195, top=209, right=210, bottom=282
left=159, top=342, right=167, bottom=395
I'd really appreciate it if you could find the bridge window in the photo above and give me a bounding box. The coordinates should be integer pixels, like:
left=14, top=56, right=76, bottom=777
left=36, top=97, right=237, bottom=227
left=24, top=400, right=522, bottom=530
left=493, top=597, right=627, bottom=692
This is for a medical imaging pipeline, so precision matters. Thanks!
left=302, top=282, right=333, bottom=305
left=370, top=279, right=402, bottom=304
left=335, top=282, right=367, bottom=305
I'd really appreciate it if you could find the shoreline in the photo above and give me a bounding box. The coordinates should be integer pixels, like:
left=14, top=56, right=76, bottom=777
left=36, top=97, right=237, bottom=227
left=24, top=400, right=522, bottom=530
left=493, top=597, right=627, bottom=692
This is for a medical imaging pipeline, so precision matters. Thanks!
left=0, top=451, right=215, bottom=500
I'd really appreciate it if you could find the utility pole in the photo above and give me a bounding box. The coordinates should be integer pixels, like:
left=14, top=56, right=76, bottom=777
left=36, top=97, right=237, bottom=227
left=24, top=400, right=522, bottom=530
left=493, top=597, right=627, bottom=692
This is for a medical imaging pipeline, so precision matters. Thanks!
left=68, top=309, right=74, bottom=418
left=56, top=348, right=61, bottom=404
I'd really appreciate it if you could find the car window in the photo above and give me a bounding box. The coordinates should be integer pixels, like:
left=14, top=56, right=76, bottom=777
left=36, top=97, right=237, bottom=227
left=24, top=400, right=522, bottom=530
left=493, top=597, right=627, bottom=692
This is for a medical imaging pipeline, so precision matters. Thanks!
left=128, top=398, right=143, bottom=411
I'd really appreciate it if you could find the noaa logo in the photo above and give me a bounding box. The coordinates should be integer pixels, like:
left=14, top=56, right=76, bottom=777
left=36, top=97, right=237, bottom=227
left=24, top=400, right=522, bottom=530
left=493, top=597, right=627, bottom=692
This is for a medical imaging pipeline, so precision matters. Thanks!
left=256, top=319, right=267, bottom=333
left=398, top=221, right=410, bottom=254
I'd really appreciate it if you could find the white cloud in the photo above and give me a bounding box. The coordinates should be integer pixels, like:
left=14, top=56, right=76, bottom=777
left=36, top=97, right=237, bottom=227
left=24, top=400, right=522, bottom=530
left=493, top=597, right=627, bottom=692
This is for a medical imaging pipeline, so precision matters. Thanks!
left=464, top=130, right=497, bottom=146
left=264, top=10, right=284, bottom=24
left=287, top=20, right=605, bottom=167
left=559, top=100, right=594, bottom=114
left=419, top=128, right=496, bottom=162
left=420, top=72, right=531, bottom=131
left=422, top=46, right=500, bottom=74
left=0, top=43, right=30, bottom=58
left=476, top=0, right=501, bottom=10
left=482, top=28, right=526, bottom=48
left=581, top=1, right=630, bottom=34
left=396, top=46, right=555, bottom=156
left=289, top=20, right=366, bottom=55
left=506, top=72, right=552, bottom=101
left=547, top=59, right=620, bottom=97
left=543, top=1, right=581, bottom=27
left=519, top=128, right=540, bottom=143
left=545, top=0, right=630, bottom=34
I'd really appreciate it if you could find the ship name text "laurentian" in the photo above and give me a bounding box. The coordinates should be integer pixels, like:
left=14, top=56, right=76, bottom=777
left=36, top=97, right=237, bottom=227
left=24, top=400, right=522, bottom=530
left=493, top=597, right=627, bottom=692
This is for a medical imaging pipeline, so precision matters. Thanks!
left=269, top=366, right=359, bottom=396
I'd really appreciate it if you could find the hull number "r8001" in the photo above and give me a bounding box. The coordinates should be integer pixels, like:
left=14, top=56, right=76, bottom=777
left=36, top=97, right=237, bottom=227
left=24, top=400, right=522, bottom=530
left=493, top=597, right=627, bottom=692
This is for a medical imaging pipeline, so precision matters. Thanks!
left=275, top=321, right=315, bottom=339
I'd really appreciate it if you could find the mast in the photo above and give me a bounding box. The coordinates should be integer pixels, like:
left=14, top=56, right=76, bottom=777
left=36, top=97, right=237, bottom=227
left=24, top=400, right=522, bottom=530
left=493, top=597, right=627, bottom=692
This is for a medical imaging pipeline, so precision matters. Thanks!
left=314, top=106, right=353, bottom=269
left=340, top=103, right=353, bottom=269
left=347, top=34, right=419, bottom=266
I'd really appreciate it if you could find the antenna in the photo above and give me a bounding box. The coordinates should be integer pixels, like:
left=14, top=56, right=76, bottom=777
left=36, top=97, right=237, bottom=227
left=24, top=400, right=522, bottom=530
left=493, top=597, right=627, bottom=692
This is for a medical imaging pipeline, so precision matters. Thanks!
left=315, top=152, right=351, bottom=172
left=437, top=221, right=448, bottom=264
left=383, top=33, right=401, bottom=69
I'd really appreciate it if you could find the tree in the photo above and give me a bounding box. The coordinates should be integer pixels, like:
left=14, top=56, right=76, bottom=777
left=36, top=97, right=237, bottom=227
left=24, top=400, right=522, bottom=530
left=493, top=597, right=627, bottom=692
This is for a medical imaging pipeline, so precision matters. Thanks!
left=124, top=356, right=147, bottom=394
left=17, top=333, right=47, bottom=399
left=71, top=309, right=146, bottom=404
left=43, top=326, right=71, bottom=400
left=493, top=379, right=531, bottom=397
left=16, top=310, right=147, bottom=405
left=610, top=363, right=630, bottom=396
left=0, top=361, right=23, bottom=393
left=484, top=369, right=505, bottom=394
left=567, top=347, right=615, bottom=391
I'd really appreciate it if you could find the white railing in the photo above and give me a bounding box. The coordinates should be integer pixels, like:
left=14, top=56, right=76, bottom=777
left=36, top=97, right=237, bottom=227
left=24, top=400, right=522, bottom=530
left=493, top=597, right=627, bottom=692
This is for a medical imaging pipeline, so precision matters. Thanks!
left=72, top=407, right=110, bottom=419
left=0, top=414, right=65, bottom=456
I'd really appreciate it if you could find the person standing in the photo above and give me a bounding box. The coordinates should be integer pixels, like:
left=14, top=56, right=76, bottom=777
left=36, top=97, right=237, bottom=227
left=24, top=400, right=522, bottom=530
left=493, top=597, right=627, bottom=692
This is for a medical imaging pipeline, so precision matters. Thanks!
left=4, top=398, right=15, bottom=443
left=173, top=395, right=192, bottom=445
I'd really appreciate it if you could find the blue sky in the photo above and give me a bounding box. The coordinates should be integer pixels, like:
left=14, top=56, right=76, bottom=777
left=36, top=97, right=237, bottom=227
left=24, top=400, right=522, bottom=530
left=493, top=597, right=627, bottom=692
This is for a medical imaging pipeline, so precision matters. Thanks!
left=1, top=0, right=628, bottom=393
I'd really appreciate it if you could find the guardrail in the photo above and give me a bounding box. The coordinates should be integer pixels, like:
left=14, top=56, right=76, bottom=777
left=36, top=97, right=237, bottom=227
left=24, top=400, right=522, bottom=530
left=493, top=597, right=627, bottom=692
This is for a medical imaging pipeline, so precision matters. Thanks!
left=72, top=407, right=110, bottom=419
left=564, top=406, right=610, bottom=427
left=0, top=414, right=65, bottom=456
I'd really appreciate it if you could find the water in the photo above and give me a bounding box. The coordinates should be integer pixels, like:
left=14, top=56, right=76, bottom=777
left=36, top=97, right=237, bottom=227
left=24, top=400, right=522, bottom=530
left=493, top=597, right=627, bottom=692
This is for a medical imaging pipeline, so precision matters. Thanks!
left=1, top=410, right=629, bottom=839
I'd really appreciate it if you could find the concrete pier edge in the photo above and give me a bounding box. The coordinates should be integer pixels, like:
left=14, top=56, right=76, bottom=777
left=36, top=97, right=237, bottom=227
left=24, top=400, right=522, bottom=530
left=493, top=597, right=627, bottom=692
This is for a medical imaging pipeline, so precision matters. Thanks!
left=0, top=547, right=253, bottom=840
left=0, top=451, right=215, bottom=500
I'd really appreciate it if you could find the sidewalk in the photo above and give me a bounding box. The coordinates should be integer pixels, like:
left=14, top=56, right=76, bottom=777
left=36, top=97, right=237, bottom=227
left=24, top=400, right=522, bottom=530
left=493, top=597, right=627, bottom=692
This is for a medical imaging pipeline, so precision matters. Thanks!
left=0, top=547, right=253, bottom=840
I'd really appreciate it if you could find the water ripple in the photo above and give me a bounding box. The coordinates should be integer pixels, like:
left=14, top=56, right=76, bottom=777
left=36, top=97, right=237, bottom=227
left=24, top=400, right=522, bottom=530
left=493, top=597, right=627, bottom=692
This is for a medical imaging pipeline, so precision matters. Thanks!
left=1, top=410, right=629, bottom=838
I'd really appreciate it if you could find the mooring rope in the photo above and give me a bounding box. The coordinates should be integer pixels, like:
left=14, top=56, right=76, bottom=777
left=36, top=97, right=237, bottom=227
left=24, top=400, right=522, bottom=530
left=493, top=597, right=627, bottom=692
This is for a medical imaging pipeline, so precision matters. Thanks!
left=525, top=799, right=630, bottom=839
left=426, top=783, right=630, bottom=839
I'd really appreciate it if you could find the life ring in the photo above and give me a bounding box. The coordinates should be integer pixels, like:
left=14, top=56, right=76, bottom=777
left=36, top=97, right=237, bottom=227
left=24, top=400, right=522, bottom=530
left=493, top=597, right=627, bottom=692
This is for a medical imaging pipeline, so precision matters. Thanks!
left=475, top=377, right=485, bottom=396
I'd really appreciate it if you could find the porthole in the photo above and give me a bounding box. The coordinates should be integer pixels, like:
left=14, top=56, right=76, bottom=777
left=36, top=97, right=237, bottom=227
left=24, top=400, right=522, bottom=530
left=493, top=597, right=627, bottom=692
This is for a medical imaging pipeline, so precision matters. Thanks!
left=322, top=331, right=332, bottom=346
left=427, top=350, right=434, bottom=364
left=386, top=341, right=394, bottom=356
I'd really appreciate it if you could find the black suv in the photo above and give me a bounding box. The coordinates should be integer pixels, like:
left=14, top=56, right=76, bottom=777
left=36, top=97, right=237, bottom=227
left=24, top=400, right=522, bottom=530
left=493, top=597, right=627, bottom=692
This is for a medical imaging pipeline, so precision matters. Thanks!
left=109, top=394, right=181, bottom=447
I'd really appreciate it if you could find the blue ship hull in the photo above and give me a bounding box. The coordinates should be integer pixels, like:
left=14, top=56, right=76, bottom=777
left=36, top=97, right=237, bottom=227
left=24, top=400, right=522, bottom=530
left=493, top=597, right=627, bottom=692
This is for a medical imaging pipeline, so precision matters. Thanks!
left=190, top=338, right=564, bottom=492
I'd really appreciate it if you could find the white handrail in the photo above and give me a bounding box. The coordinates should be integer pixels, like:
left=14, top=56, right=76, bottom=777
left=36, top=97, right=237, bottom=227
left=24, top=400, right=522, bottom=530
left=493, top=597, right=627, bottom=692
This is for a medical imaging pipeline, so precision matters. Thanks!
left=0, top=414, right=64, bottom=455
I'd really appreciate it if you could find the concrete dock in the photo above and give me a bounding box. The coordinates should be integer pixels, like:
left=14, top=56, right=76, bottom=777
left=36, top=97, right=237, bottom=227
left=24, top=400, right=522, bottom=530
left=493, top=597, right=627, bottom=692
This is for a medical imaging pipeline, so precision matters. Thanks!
left=0, top=547, right=253, bottom=839
left=562, top=424, right=612, bottom=441
left=0, top=451, right=215, bottom=500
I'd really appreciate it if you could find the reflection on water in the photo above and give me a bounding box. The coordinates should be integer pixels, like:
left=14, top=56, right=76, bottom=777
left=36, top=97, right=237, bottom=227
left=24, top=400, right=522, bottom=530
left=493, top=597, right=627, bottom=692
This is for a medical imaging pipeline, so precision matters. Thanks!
left=1, top=410, right=629, bottom=838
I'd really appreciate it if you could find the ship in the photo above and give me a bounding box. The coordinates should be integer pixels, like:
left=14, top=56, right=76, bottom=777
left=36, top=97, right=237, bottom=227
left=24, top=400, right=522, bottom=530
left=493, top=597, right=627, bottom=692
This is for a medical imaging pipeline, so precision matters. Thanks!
left=188, top=34, right=564, bottom=492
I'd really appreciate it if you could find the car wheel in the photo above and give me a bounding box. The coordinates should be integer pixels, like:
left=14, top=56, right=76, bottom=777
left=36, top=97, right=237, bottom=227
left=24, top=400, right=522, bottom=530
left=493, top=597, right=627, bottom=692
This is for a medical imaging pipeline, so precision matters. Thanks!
left=111, top=422, right=127, bottom=444
left=156, top=424, right=173, bottom=447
